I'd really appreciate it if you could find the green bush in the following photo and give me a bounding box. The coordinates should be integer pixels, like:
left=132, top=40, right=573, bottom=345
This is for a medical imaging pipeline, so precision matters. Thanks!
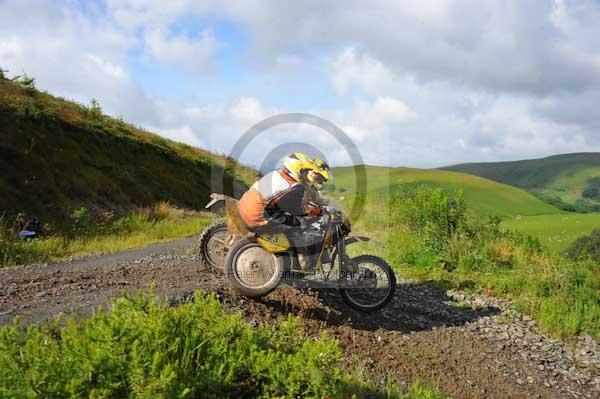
left=87, top=98, right=105, bottom=129
left=566, top=228, right=600, bottom=262
left=574, top=198, right=600, bottom=213
left=111, top=116, right=129, bottom=134
left=582, top=186, right=600, bottom=200
left=0, top=293, right=348, bottom=398
left=582, top=177, right=600, bottom=201
left=388, top=186, right=543, bottom=270
left=392, top=186, right=467, bottom=253
left=109, top=212, right=151, bottom=234
left=18, top=98, right=54, bottom=123
left=70, top=206, right=95, bottom=234
left=15, top=73, right=36, bottom=90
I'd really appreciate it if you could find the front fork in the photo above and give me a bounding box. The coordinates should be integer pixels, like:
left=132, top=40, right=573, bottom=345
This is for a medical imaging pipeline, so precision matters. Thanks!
left=335, top=225, right=353, bottom=278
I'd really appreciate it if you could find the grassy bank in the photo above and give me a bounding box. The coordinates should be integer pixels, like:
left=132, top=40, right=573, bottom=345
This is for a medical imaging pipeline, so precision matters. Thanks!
left=0, top=292, right=445, bottom=399
left=0, top=203, right=210, bottom=268
left=342, top=187, right=600, bottom=340
left=0, top=75, right=257, bottom=227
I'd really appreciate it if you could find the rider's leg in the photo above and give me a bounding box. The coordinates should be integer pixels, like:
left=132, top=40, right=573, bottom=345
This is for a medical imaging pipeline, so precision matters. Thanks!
left=282, top=216, right=327, bottom=272
left=254, top=216, right=326, bottom=272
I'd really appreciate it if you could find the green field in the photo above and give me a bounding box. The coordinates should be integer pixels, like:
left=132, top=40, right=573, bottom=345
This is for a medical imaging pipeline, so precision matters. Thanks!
left=502, top=213, right=600, bottom=253
left=332, top=166, right=560, bottom=217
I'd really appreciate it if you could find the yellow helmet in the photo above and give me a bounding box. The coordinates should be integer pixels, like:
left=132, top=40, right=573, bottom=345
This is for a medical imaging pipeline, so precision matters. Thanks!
left=313, top=158, right=332, bottom=180
left=283, top=153, right=332, bottom=187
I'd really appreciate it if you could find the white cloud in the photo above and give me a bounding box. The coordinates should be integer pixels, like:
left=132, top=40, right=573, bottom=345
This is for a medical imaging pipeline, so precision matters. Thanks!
left=355, top=97, right=415, bottom=130
left=0, top=36, right=22, bottom=59
left=228, top=97, right=268, bottom=124
left=328, top=48, right=395, bottom=96
left=85, top=54, right=128, bottom=80
left=143, top=27, right=221, bottom=72
left=205, top=0, right=600, bottom=94
left=3, top=0, right=600, bottom=170
left=321, top=45, right=600, bottom=167
left=153, top=125, right=205, bottom=148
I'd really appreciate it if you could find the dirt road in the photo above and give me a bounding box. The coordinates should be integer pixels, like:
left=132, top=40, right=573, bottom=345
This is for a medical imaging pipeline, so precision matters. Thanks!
left=1, top=238, right=598, bottom=398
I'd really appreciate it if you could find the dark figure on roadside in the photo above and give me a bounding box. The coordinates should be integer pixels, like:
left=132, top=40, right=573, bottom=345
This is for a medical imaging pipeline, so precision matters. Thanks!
left=19, top=217, right=43, bottom=240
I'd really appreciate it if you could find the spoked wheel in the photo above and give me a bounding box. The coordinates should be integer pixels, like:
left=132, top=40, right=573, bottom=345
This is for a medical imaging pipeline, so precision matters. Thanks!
left=225, top=238, right=283, bottom=298
left=339, top=255, right=396, bottom=312
left=198, top=220, right=231, bottom=270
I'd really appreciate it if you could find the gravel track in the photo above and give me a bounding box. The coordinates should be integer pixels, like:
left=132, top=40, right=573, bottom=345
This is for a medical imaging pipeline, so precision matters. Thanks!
left=1, top=237, right=598, bottom=399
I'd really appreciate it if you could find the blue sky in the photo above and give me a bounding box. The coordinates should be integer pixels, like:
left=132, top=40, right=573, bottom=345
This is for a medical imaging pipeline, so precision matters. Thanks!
left=127, top=17, right=343, bottom=110
left=2, top=0, right=600, bottom=168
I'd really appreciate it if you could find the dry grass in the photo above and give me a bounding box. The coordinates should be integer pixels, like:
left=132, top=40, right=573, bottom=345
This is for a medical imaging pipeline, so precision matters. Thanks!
left=150, top=201, right=185, bottom=220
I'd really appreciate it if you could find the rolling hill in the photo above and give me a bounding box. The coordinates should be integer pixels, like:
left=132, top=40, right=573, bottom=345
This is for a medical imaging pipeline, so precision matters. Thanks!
left=0, top=76, right=258, bottom=227
left=441, top=153, right=600, bottom=212
left=331, top=165, right=561, bottom=217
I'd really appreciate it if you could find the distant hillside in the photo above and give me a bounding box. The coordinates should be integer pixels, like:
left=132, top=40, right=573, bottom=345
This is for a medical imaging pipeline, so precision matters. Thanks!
left=441, top=153, right=600, bottom=212
left=0, top=75, right=258, bottom=226
left=331, top=165, right=561, bottom=217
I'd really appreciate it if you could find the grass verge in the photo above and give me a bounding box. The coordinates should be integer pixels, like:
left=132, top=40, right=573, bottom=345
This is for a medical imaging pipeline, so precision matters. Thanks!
left=1, top=204, right=210, bottom=268
left=0, top=292, right=445, bottom=399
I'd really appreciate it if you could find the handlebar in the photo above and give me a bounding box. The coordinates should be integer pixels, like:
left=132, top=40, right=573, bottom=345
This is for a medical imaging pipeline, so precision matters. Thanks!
left=323, top=206, right=351, bottom=235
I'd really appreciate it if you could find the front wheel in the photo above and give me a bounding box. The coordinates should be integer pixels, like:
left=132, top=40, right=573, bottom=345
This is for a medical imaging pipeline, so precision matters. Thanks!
left=339, top=255, right=396, bottom=312
left=225, top=238, right=284, bottom=298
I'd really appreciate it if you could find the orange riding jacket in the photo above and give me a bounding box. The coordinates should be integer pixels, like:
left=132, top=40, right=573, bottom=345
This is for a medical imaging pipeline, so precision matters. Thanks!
left=238, top=168, right=321, bottom=229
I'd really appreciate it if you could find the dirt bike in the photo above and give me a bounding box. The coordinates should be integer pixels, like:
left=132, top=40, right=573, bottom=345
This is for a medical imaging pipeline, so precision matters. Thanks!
left=200, top=193, right=396, bottom=312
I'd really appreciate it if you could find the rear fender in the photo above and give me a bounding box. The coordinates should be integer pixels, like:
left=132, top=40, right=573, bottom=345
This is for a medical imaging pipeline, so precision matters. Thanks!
left=205, top=193, right=238, bottom=213
left=205, top=193, right=225, bottom=212
left=205, top=198, right=224, bottom=212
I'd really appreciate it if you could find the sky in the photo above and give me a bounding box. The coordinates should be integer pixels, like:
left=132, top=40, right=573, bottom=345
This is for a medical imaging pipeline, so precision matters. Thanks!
left=2, top=0, right=600, bottom=169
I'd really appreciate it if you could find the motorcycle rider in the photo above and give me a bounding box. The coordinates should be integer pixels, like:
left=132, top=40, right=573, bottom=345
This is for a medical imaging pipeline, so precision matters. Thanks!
left=237, top=152, right=331, bottom=271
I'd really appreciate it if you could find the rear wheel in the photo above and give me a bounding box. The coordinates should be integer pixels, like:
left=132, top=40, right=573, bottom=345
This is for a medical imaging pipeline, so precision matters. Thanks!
left=225, top=238, right=283, bottom=298
left=339, top=255, right=396, bottom=312
left=198, top=220, right=230, bottom=270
